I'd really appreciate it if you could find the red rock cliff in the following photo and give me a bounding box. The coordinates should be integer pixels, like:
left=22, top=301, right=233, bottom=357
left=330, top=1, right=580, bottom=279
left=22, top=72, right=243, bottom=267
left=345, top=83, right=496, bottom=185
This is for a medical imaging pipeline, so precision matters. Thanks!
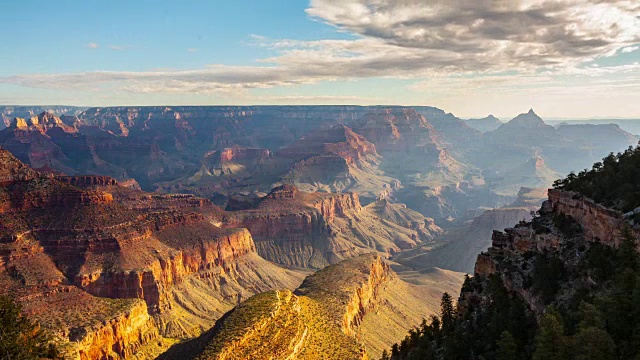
left=77, top=226, right=256, bottom=315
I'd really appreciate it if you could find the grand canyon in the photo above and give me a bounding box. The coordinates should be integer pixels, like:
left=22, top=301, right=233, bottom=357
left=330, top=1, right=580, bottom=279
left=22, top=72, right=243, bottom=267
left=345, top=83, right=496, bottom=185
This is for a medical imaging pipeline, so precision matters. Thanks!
left=2, top=1, right=640, bottom=359
left=1, top=103, right=639, bottom=359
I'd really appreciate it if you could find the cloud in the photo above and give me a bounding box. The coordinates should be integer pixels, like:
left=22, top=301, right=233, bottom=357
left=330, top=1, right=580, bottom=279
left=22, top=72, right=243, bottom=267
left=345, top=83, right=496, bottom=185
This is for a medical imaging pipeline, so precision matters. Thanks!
left=187, top=48, right=199, bottom=53
left=87, top=42, right=99, bottom=49
left=622, top=45, right=639, bottom=53
left=305, top=0, right=640, bottom=70
left=3, top=0, right=640, bottom=98
left=250, top=94, right=375, bottom=103
left=108, top=45, right=129, bottom=51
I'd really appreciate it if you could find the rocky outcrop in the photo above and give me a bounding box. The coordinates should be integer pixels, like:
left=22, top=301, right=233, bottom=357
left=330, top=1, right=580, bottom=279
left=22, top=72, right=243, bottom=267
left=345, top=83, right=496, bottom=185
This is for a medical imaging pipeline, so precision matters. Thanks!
left=221, top=186, right=365, bottom=268
left=71, top=300, right=159, bottom=360
left=216, top=147, right=271, bottom=164
left=341, top=256, right=390, bottom=336
left=310, top=192, right=361, bottom=222
left=191, top=254, right=463, bottom=360
left=0, top=146, right=44, bottom=185
left=548, top=188, right=627, bottom=246
left=0, top=178, right=114, bottom=214
left=223, top=209, right=329, bottom=268
left=473, top=253, right=497, bottom=276
left=57, top=175, right=118, bottom=187
left=295, top=254, right=392, bottom=334
left=468, top=188, right=640, bottom=319
left=264, top=184, right=298, bottom=199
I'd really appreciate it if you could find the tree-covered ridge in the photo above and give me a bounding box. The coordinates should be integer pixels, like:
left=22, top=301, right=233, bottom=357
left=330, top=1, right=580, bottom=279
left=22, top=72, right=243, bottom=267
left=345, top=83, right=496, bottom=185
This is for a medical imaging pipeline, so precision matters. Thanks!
left=553, top=142, right=640, bottom=212
left=384, top=220, right=640, bottom=359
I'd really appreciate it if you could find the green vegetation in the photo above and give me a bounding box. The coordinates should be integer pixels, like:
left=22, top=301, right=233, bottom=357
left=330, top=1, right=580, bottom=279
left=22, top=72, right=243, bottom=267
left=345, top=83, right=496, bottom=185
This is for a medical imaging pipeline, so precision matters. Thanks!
left=0, top=295, right=59, bottom=359
left=553, top=142, right=640, bottom=212
left=384, top=225, right=640, bottom=359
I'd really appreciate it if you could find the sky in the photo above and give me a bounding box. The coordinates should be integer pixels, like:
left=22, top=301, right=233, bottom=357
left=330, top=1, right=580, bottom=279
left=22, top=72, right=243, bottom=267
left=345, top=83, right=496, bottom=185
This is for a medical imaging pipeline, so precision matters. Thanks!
left=0, top=0, right=639, bottom=119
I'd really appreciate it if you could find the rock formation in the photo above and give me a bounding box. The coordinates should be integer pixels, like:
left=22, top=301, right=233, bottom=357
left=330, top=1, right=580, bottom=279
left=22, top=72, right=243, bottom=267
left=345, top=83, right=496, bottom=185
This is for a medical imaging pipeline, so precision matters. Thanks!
left=186, top=254, right=464, bottom=360
left=1, top=105, right=636, bottom=225
left=220, top=185, right=441, bottom=268
left=465, top=187, right=640, bottom=320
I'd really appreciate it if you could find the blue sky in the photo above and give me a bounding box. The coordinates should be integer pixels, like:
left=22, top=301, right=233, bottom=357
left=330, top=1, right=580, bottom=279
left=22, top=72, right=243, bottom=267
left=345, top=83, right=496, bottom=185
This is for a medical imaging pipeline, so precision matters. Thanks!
left=1, top=0, right=639, bottom=119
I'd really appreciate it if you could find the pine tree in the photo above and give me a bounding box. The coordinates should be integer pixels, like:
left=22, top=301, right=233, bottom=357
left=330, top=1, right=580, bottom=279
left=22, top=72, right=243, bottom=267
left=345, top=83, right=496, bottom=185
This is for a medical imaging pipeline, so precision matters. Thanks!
left=0, top=295, right=59, bottom=359
left=380, top=349, right=391, bottom=360
left=618, top=225, right=638, bottom=271
left=496, top=331, right=518, bottom=360
left=533, top=307, right=568, bottom=360
left=440, top=292, right=455, bottom=334
left=573, top=327, right=615, bottom=360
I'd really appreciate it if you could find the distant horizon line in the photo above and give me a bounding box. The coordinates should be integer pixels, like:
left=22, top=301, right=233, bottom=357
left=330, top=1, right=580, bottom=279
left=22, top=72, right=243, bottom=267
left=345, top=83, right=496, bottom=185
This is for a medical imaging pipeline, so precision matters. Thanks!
left=1, top=103, right=639, bottom=121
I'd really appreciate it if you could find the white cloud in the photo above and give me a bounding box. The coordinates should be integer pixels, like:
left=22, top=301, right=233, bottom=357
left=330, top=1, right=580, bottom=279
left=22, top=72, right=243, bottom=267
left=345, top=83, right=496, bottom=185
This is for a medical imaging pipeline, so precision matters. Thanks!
left=109, top=45, right=129, bottom=51
left=3, top=0, right=640, bottom=103
left=622, top=45, right=639, bottom=53
left=87, top=42, right=99, bottom=49
left=306, top=0, right=640, bottom=69
left=187, top=48, right=199, bottom=53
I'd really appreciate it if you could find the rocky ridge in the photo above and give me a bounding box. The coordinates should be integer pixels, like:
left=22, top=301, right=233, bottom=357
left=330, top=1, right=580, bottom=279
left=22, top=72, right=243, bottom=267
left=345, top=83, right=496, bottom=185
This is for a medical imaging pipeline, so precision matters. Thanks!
left=187, top=254, right=463, bottom=360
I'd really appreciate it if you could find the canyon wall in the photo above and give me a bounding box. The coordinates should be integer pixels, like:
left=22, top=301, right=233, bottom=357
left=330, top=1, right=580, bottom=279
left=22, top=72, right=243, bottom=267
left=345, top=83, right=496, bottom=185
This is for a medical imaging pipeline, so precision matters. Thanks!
left=221, top=190, right=364, bottom=269
left=470, top=189, right=640, bottom=318
left=77, top=227, right=256, bottom=315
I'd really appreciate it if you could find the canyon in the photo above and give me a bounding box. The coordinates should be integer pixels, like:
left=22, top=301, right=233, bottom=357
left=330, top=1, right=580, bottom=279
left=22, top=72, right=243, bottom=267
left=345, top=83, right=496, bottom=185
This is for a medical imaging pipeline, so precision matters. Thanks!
left=1, top=104, right=637, bottom=359
left=0, top=144, right=450, bottom=359
left=0, top=147, right=307, bottom=358
left=1, top=106, right=633, bottom=222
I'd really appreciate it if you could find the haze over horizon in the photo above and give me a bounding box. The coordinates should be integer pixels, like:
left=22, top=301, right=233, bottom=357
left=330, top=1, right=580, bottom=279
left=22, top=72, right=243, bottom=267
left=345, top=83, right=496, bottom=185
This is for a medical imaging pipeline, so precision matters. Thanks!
left=1, top=0, right=639, bottom=119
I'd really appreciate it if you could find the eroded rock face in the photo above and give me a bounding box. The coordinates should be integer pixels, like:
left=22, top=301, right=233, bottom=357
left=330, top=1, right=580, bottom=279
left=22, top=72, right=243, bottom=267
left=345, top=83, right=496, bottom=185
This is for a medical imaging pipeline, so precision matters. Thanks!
left=220, top=186, right=363, bottom=268
left=265, top=184, right=299, bottom=199
left=310, top=191, right=361, bottom=222
left=340, top=256, right=391, bottom=336
left=71, top=300, right=158, bottom=360
left=221, top=186, right=422, bottom=269
left=548, top=188, right=627, bottom=246
left=77, top=227, right=256, bottom=315
left=56, top=175, right=118, bottom=187
left=467, top=189, right=640, bottom=319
